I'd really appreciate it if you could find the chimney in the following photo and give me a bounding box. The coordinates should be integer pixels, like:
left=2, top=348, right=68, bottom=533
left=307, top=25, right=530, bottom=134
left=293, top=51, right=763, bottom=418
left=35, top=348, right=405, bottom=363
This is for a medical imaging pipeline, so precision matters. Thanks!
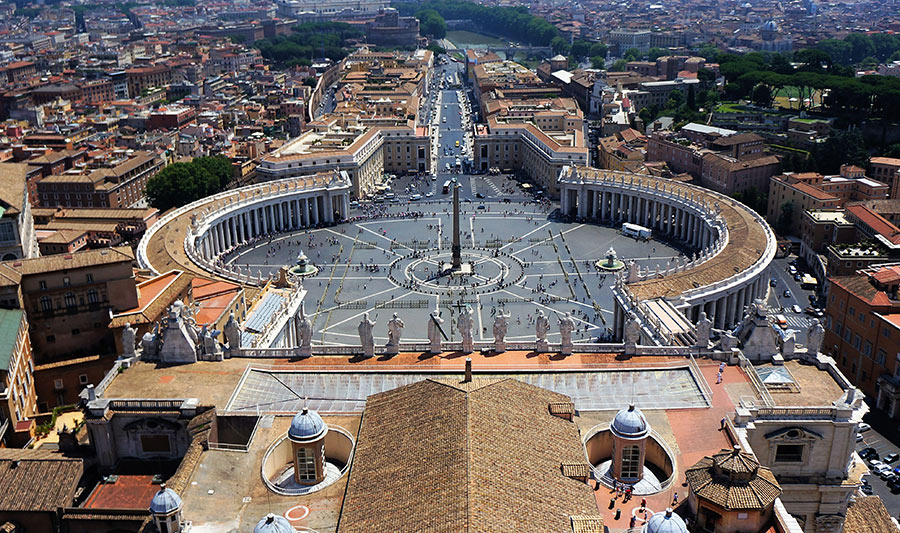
left=464, top=357, right=472, bottom=383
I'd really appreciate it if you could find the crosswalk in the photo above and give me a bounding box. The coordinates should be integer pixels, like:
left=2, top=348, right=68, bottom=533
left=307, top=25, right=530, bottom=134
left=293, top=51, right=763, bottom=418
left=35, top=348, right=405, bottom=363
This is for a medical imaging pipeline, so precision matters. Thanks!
left=767, top=307, right=810, bottom=329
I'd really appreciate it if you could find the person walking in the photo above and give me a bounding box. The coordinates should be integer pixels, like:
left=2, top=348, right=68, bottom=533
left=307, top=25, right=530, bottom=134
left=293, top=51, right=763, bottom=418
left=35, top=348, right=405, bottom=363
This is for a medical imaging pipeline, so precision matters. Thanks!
left=672, top=492, right=679, bottom=505
left=716, top=371, right=723, bottom=384
left=720, top=416, right=727, bottom=430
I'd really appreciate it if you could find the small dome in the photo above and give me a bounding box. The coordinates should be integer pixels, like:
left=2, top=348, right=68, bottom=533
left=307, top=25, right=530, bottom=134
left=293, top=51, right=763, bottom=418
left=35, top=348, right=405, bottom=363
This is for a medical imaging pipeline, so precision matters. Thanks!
left=644, top=508, right=688, bottom=533
left=611, top=404, right=650, bottom=438
left=288, top=407, right=327, bottom=442
left=763, top=20, right=778, bottom=31
left=149, top=485, right=182, bottom=514
left=254, top=513, right=294, bottom=533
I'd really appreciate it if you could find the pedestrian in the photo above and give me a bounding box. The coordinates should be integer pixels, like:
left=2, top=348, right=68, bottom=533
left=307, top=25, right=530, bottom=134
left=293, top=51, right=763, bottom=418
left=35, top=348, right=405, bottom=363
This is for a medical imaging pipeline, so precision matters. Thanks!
left=630, top=516, right=637, bottom=529
left=719, top=361, right=726, bottom=373
left=716, top=371, right=723, bottom=384
left=720, top=416, right=727, bottom=430
left=672, top=492, right=678, bottom=505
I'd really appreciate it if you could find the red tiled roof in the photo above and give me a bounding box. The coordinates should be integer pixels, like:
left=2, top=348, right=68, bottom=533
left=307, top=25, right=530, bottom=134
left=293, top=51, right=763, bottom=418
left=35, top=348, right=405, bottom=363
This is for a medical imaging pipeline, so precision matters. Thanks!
left=846, top=204, right=900, bottom=244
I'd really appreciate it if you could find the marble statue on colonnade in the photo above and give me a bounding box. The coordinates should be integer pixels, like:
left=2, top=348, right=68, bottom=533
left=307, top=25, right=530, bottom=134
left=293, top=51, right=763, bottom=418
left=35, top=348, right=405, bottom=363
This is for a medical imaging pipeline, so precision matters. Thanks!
left=428, top=308, right=444, bottom=354
left=358, top=313, right=376, bottom=358
left=493, top=308, right=510, bottom=353
left=695, top=311, right=713, bottom=349
left=385, top=313, right=404, bottom=356
left=297, top=304, right=312, bottom=357
left=122, top=322, right=137, bottom=357
left=559, top=312, right=575, bottom=355
left=535, top=309, right=549, bottom=352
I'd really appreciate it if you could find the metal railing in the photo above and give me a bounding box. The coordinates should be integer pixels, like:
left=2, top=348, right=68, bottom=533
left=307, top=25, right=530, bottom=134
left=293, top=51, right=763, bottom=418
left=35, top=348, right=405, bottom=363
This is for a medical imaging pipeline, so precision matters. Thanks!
left=208, top=414, right=261, bottom=453
left=738, top=354, right=775, bottom=407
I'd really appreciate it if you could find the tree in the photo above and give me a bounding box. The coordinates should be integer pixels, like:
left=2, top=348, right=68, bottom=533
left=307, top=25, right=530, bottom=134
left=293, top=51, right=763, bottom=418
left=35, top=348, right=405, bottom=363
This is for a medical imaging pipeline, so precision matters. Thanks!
left=416, top=9, right=446, bottom=39
left=623, top=48, right=642, bottom=62
left=590, top=56, right=605, bottom=70
left=609, top=59, right=628, bottom=72
left=777, top=201, right=794, bottom=234
left=647, top=47, right=667, bottom=61
left=551, top=36, right=569, bottom=56
left=686, top=84, right=697, bottom=111
left=146, top=156, right=233, bottom=212
left=751, top=83, right=773, bottom=107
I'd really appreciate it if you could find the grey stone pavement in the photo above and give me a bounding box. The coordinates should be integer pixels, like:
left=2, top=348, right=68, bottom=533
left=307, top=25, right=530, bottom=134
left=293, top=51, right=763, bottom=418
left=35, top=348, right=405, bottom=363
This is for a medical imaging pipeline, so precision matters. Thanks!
left=227, top=198, right=688, bottom=346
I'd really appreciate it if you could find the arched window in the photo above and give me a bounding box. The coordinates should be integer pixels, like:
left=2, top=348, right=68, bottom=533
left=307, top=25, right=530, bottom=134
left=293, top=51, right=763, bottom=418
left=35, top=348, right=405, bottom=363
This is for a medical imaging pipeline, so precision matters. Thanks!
left=64, top=293, right=76, bottom=309
left=621, top=445, right=641, bottom=479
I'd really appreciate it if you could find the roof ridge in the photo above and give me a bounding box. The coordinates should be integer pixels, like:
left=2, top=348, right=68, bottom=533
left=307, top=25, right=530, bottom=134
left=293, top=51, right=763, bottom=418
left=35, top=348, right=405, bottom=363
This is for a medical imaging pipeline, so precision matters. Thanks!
left=465, top=379, right=472, bottom=531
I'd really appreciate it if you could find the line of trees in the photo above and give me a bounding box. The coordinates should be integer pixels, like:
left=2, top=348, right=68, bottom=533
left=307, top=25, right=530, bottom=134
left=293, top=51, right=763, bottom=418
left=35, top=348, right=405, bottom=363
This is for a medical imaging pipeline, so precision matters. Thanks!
left=146, top=156, right=234, bottom=212
left=714, top=52, right=900, bottom=121
left=395, top=0, right=559, bottom=46
left=416, top=9, right=447, bottom=39
left=253, top=22, right=364, bottom=68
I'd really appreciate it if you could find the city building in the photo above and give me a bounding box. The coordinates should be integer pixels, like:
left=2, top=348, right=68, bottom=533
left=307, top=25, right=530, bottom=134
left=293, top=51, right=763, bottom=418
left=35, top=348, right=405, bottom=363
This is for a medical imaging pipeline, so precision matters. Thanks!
left=0, top=309, right=37, bottom=447
left=36, top=151, right=166, bottom=209
left=0, top=163, right=39, bottom=260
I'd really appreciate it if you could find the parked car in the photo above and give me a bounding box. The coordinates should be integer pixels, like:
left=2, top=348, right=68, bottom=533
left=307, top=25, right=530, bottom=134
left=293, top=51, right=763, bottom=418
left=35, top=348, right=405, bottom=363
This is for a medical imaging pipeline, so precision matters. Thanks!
left=887, top=453, right=900, bottom=463
left=860, top=447, right=877, bottom=457
left=861, top=483, right=874, bottom=495
left=859, top=423, right=872, bottom=432
left=857, top=433, right=864, bottom=442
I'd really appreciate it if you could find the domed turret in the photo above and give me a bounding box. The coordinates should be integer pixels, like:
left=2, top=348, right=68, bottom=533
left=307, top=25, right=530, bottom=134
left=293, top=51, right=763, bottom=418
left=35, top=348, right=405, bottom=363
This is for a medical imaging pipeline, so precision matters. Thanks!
left=149, top=484, right=183, bottom=533
left=611, top=404, right=650, bottom=439
left=289, top=407, right=327, bottom=443
left=644, top=508, right=688, bottom=533
left=610, top=404, right=651, bottom=482
left=254, top=513, right=294, bottom=533
left=288, top=407, right=329, bottom=485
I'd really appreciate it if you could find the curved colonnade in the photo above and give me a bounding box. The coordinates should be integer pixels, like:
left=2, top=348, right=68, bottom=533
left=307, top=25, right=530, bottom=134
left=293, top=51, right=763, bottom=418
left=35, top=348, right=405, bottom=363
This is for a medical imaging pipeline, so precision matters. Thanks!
left=137, top=171, right=352, bottom=284
left=558, top=166, right=776, bottom=337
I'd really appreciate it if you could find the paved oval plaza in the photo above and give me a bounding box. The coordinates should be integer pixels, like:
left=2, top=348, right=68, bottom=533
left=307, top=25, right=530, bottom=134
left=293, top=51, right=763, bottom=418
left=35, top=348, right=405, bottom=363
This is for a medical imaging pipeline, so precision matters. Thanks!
left=227, top=199, right=683, bottom=346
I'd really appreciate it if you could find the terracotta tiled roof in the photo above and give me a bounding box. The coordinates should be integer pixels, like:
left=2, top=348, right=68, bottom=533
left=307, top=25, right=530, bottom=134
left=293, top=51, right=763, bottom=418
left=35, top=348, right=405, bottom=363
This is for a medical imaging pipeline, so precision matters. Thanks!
left=338, top=378, right=599, bottom=532
left=844, top=496, right=896, bottom=533
left=1, top=245, right=133, bottom=275
left=685, top=448, right=781, bottom=511
left=0, top=448, right=83, bottom=511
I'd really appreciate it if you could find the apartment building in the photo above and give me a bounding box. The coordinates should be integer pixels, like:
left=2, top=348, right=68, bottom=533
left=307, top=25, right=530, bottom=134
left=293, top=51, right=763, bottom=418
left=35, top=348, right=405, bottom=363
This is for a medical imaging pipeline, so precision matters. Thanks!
left=825, top=265, right=900, bottom=417
left=36, top=151, right=165, bottom=208
left=0, top=163, right=39, bottom=260
left=869, top=157, right=900, bottom=198
left=0, top=309, right=37, bottom=446
left=473, top=117, right=588, bottom=196
left=767, top=168, right=889, bottom=233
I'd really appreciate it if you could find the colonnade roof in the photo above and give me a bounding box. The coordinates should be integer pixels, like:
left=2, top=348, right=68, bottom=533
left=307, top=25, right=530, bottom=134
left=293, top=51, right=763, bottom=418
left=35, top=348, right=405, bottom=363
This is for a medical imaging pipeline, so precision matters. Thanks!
left=570, top=168, right=771, bottom=301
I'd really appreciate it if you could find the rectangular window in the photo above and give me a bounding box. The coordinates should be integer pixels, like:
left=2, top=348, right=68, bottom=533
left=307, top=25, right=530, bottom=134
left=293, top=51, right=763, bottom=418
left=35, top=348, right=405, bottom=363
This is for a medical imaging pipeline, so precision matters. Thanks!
left=864, top=341, right=872, bottom=357
left=140, top=434, right=171, bottom=453
left=0, top=222, right=15, bottom=243
left=775, top=444, right=804, bottom=463
left=877, top=349, right=887, bottom=366
left=296, top=446, right=317, bottom=481
left=79, top=374, right=88, bottom=384
left=54, top=378, right=63, bottom=390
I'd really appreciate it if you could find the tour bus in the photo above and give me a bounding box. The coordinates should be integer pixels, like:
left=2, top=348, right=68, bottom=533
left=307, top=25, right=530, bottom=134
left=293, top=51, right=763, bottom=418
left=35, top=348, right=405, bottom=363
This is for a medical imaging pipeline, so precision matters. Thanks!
left=800, top=273, right=818, bottom=290
left=621, top=222, right=652, bottom=240
left=442, top=180, right=452, bottom=194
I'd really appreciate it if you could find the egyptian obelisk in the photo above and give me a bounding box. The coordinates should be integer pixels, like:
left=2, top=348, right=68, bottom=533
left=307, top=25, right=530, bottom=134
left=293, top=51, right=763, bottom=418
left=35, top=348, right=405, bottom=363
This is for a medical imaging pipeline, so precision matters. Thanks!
left=451, top=181, right=461, bottom=270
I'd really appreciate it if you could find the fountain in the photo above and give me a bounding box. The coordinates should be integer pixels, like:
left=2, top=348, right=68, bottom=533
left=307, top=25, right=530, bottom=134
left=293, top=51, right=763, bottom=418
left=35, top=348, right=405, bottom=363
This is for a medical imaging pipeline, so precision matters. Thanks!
left=289, top=250, right=319, bottom=277
left=596, top=246, right=625, bottom=272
